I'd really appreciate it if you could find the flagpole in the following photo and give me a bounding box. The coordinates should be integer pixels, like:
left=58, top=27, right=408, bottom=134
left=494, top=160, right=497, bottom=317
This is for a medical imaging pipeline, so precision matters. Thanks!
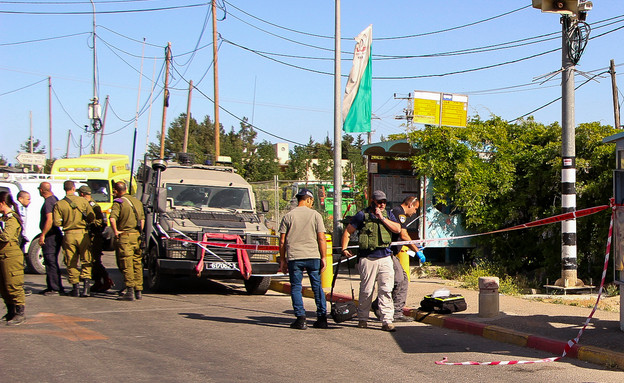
left=333, top=0, right=343, bottom=244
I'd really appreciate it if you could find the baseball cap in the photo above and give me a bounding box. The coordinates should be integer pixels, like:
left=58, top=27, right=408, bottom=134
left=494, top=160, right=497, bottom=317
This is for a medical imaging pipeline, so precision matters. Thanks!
left=372, top=190, right=387, bottom=201
left=296, top=188, right=314, bottom=198
left=78, top=185, right=92, bottom=195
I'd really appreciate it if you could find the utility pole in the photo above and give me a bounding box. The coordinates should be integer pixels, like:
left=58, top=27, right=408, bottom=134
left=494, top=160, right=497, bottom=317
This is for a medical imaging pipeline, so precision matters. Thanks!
left=98, top=95, right=109, bottom=154
left=212, top=0, right=221, bottom=159
left=557, top=15, right=580, bottom=288
left=159, top=42, right=171, bottom=160
left=48, top=77, right=53, bottom=162
left=88, top=0, right=101, bottom=154
left=183, top=80, right=193, bottom=153
left=66, top=130, right=71, bottom=158
left=532, top=1, right=593, bottom=289
left=610, top=59, right=620, bottom=129
left=29, top=111, right=34, bottom=172
left=394, top=93, right=414, bottom=129
left=333, top=0, right=343, bottom=243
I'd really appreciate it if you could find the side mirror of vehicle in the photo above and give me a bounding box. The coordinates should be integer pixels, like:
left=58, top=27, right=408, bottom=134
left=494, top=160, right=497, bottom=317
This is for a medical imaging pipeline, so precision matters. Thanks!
left=156, top=188, right=168, bottom=213
left=260, top=200, right=270, bottom=213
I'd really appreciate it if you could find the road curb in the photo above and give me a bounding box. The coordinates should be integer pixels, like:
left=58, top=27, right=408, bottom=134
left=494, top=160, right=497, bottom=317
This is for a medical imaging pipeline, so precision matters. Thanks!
left=270, top=281, right=624, bottom=370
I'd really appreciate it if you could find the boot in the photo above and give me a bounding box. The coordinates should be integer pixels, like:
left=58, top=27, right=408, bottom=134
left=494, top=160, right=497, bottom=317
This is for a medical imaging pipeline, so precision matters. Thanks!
left=290, top=316, right=307, bottom=330
left=7, top=305, right=25, bottom=326
left=134, top=290, right=142, bottom=300
left=119, top=287, right=135, bottom=301
left=90, top=280, right=104, bottom=293
left=80, top=279, right=92, bottom=297
left=2, top=304, right=15, bottom=322
left=70, top=283, right=80, bottom=297
left=101, top=276, right=114, bottom=292
left=312, top=315, right=328, bottom=329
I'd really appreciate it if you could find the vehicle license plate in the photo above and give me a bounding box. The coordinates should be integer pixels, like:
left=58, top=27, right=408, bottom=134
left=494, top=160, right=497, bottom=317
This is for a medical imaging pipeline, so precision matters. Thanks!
left=207, top=262, right=236, bottom=270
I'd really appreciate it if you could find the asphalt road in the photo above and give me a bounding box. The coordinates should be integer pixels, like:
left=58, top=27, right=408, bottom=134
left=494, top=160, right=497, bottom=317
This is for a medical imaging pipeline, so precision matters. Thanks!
left=1, top=257, right=622, bottom=382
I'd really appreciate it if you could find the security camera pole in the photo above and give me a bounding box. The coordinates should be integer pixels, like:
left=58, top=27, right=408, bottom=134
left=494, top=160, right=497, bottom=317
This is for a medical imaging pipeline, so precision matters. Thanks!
left=532, top=0, right=593, bottom=288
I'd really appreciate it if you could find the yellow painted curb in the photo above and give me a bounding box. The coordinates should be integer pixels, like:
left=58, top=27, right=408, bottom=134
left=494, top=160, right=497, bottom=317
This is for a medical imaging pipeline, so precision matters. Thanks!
left=269, top=280, right=285, bottom=292
left=412, top=310, right=445, bottom=327
left=577, top=345, right=624, bottom=370
left=482, top=325, right=529, bottom=347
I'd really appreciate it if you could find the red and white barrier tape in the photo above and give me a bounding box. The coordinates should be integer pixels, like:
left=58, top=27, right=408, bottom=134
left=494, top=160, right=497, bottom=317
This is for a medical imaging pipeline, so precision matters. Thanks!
left=395, top=204, right=609, bottom=247
left=435, top=203, right=615, bottom=366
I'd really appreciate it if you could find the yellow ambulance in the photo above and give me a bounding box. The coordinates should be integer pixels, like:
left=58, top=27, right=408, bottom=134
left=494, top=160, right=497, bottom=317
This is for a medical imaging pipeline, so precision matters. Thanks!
left=50, top=154, right=136, bottom=222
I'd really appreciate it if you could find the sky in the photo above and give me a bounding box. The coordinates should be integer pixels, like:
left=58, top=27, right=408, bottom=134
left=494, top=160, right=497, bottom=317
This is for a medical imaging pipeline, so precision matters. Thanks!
left=1, top=0, right=624, bottom=167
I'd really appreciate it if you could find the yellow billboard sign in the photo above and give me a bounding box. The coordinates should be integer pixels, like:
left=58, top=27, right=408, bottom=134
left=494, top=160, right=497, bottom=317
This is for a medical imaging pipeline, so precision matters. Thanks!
left=413, top=91, right=468, bottom=128
left=413, top=91, right=440, bottom=125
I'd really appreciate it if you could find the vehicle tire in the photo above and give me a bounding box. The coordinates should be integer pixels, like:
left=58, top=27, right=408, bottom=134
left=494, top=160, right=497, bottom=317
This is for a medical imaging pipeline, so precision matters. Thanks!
left=146, top=246, right=167, bottom=292
left=26, top=239, right=46, bottom=275
left=244, top=276, right=271, bottom=295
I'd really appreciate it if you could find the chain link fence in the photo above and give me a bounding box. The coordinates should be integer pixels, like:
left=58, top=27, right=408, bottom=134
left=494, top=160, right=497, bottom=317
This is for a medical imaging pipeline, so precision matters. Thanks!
left=251, top=178, right=361, bottom=235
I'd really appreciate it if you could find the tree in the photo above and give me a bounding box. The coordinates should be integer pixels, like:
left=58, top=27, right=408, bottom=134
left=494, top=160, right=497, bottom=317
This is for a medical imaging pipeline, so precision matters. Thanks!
left=19, top=137, right=46, bottom=154
left=244, top=140, right=280, bottom=182
left=283, top=137, right=315, bottom=180
left=406, top=116, right=617, bottom=280
left=146, top=113, right=223, bottom=164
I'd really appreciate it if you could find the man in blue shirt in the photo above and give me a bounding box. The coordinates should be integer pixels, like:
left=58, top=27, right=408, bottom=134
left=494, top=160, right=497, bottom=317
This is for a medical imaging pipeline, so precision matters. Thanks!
left=340, top=190, right=401, bottom=332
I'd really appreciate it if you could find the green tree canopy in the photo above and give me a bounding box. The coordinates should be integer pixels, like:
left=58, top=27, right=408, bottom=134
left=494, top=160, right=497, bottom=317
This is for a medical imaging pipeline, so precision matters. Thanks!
left=407, top=116, right=617, bottom=279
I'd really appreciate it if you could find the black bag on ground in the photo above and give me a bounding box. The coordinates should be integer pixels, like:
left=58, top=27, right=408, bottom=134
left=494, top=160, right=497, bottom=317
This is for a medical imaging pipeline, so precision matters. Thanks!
left=329, top=254, right=357, bottom=323
left=419, top=294, right=467, bottom=314
left=331, top=299, right=357, bottom=323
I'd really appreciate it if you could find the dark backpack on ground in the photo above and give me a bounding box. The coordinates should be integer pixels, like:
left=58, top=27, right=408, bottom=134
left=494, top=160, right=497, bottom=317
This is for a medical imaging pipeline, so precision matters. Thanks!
left=419, top=294, right=467, bottom=314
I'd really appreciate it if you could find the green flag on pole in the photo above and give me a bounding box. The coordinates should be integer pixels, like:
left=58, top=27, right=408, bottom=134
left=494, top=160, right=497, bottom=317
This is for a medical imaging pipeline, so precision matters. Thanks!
left=342, top=25, right=372, bottom=133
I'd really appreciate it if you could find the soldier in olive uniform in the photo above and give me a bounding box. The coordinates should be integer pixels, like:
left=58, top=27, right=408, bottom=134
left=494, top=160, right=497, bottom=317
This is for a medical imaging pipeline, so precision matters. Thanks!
left=110, top=181, right=145, bottom=301
left=0, top=191, right=26, bottom=325
left=78, top=185, right=114, bottom=293
left=53, top=180, right=95, bottom=297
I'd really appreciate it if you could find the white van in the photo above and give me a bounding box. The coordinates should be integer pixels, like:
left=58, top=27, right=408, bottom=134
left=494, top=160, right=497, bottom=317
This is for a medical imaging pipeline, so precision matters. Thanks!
left=0, top=172, right=85, bottom=274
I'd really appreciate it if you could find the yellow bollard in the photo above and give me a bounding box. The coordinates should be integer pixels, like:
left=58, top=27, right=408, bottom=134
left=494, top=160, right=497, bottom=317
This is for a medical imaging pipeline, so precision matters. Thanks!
left=321, top=233, right=334, bottom=289
left=398, top=245, right=410, bottom=282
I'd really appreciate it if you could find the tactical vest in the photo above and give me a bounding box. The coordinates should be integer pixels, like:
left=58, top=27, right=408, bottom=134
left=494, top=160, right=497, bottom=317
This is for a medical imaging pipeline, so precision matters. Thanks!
left=358, top=209, right=393, bottom=251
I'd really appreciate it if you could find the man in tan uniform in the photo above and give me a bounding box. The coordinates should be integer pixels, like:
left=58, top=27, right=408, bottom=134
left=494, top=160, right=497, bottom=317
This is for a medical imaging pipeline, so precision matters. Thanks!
left=78, top=185, right=114, bottom=293
left=110, top=182, right=145, bottom=301
left=53, top=180, right=95, bottom=297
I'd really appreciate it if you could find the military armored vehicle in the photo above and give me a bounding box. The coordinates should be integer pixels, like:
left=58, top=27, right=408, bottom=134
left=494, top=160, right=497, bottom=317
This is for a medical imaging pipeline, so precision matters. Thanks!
left=137, top=157, right=279, bottom=294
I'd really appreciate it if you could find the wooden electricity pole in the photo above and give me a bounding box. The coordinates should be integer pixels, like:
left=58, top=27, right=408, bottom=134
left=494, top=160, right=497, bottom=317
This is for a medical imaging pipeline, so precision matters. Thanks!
left=159, top=42, right=171, bottom=160
left=212, top=0, right=220, bottom=159
left=183, top=80, right=193, bottom=153
left=610, top=59, right=621, bottom=129
left=48, top=77, right=53, bottom=161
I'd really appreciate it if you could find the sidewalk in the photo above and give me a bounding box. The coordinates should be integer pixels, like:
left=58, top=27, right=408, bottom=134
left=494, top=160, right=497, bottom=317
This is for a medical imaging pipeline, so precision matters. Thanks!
left=270, top=270, right=624, bottom=370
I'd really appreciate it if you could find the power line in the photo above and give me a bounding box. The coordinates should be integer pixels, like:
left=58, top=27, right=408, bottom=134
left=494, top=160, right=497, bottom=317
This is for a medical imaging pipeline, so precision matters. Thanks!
left=0, top=2, right=208, bottom=15
left=50, top=85, right=83, bottom=129
left=0, top=31, right=90, bottom=46
left=224, top=1, right=530, bottom=41
left=170, top=65, right=306, bottom=146
left=0, top=77, right=47, bottom=97
left=510, top=71, right=610, bottom=123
